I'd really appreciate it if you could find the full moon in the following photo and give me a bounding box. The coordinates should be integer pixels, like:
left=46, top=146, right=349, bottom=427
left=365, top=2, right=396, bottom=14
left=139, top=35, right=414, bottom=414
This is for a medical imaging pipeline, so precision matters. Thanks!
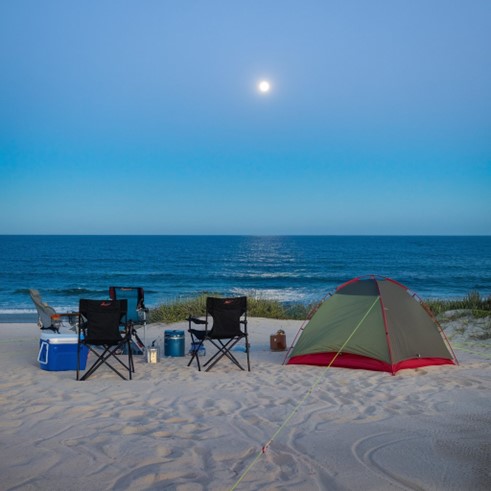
left=258, top=80, right=271, bottom=93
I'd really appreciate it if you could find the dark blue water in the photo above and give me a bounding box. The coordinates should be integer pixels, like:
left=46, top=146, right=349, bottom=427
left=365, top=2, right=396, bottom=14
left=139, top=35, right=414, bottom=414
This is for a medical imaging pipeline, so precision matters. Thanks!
left=1, top=235, right=490, bottom=315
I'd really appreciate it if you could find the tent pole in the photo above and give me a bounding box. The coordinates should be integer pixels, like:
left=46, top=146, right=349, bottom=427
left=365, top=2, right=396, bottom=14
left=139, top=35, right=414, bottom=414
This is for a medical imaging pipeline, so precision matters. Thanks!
left=375, top=279, right=396, bottom=375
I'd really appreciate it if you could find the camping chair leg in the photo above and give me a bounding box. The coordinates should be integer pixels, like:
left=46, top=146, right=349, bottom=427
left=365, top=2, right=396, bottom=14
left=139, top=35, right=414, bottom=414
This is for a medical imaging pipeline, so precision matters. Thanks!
left=80, top=346, right=115, bottom=381
left=80, top=347, right=109, bottom=381
left=187, top=336, right=203, bottom=371
left=216, top=339, right=244, bottom=370
left=245, top=335, right=251, bottom=372
left=187, top=351, right=196, bottom=368
left=82, top=353, right=129, bottom=381
left=127, top=329, right=140, bottom=372
left=79, top=343, right=132, bottom=381
left=204, top=338, right=245, bottom=372
left=76, top=343, right=81, bottom=381
left=194, top=347, right=202, bottom=371
left=106, top=339, right=132, bottom=379
left=142, top=322, right=147, bottom=351
left=131, top=326, right=145, bottom=353
left=127, top=338, right=133, bottom=380
left=200, top=339, right=231, bottom=370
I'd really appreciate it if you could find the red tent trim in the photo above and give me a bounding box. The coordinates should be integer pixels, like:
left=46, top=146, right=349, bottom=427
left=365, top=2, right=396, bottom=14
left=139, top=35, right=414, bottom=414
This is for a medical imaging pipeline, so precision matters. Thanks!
left=287, top=352, right=456, bottom=374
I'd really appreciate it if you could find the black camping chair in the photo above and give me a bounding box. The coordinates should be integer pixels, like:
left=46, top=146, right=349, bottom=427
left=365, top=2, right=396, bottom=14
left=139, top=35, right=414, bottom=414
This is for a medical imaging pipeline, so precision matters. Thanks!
left=77, top=299, right=133, bottom=381
left=109, top=286, right=148, bottom=354
left=188, top=296, right=250, bottom=372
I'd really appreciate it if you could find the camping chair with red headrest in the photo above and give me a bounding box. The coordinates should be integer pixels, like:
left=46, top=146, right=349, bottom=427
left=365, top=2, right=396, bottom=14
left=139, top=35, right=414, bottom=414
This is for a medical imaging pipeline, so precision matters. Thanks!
left=187, top=296, right=250, bottom=372
left=77, top=299, right=133, bottom=381
left=109, top=286, right=148, bottom=354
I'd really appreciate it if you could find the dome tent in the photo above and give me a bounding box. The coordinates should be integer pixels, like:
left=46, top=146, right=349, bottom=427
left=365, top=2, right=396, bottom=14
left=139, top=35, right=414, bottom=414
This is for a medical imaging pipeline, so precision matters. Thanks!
left=286, top=276, right=457, bottom=374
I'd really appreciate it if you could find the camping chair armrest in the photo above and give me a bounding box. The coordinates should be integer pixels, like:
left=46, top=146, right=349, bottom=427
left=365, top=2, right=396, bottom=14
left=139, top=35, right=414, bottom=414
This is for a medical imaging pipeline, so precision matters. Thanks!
left=188, top=316, right=207, bottom=325
left=51, top=312, right=80, bottom=330
left=51, top=312, right=79, bottom=319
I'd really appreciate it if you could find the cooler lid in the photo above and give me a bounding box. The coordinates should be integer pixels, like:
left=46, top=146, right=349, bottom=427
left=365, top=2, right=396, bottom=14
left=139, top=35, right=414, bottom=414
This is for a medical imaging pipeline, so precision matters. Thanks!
left=40, top=333, right=79, bottom=344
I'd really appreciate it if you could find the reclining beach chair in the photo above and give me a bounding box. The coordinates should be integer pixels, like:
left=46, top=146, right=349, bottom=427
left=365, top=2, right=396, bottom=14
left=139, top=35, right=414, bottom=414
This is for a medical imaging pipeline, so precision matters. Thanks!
left=29, top=289, right=78, bottom=333
left=188, top=296, right=250, bottom=372
left=109, top=286, right=148, bottom=353
left=77, top=299, right=133, bottom=381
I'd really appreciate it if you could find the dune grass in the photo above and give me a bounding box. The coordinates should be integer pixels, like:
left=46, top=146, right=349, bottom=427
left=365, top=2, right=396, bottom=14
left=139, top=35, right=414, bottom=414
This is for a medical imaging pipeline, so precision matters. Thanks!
left=148, top=294, right=315, bottom=324
left=148, top=291, right=491, bottom=324
left=425, top=291, right=491, bottom=318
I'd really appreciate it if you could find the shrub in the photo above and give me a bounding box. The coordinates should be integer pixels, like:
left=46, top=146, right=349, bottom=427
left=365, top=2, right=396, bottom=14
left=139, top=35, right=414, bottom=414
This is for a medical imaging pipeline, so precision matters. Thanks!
left=149, top=294, right=316, bottom=323
left=425, top=291, right=491, bottom=317
left=149, top=294, right=208, bottom=324
left=148, top=291, right=490, bottom=324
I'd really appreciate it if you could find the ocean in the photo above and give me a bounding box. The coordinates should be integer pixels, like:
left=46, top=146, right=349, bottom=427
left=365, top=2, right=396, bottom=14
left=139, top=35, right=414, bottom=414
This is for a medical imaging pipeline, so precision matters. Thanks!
left=1, top=235, right=490, bottom=320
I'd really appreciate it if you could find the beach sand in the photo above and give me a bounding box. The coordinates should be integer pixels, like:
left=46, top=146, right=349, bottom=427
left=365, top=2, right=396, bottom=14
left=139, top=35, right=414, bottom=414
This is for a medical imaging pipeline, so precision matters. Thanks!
left=0, top=317, right=490, bottom=490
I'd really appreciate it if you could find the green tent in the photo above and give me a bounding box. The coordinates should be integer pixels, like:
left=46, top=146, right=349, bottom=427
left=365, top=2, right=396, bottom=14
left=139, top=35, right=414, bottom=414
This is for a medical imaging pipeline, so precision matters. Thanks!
left=286, top=276, right=457, bottom=374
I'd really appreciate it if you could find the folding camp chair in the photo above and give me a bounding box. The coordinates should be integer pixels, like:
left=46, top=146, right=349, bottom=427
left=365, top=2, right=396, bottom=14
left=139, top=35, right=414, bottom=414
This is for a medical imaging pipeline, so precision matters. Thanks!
left=77, top=299, right=133, bottom=381
left=29, top=289, right=78, bottom=333
left=188, top=296, right=250, bottom=372
left=109, top=286, right=148, bottom=354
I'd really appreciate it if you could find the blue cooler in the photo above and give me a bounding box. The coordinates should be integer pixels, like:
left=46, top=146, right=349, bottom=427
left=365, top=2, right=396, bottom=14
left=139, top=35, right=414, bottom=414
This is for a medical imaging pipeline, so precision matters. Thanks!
left=164, top=330, right=185, bottom=357
left=38, top=333, right=88, bottom=371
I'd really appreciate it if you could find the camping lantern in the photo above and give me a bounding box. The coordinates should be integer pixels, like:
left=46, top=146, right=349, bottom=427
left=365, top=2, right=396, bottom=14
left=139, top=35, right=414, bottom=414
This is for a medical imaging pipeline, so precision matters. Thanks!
left=147, top=346, right=159, bottom=363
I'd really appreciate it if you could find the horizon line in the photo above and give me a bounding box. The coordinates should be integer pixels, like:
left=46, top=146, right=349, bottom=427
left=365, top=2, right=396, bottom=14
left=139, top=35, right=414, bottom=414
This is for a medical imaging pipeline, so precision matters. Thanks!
left=1, top=233, right=490, bottom=238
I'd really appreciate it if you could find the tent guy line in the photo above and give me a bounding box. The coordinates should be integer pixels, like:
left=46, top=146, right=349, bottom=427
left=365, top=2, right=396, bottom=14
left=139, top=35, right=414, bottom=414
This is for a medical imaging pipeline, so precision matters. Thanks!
left=233, top=275, right=459, bottom=489
left=230, top=297, right=380, bottom=490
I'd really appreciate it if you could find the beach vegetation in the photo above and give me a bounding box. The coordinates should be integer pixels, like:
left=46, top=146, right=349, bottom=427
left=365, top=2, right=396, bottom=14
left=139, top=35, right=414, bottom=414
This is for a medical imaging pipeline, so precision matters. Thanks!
left=248, top=297, right=314, bottom=320
left=149, top=294, right=209, bottom=324
left=148, top=291, right=491, bottom=325
left=148, top=294, right=314, bottom=324
left=425, top=291, right=491, bottom=318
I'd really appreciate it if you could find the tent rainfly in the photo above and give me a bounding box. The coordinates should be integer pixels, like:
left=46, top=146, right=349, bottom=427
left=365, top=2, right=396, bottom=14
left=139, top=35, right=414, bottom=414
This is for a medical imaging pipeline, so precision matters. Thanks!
left=286, top=276, right=457, bottom=374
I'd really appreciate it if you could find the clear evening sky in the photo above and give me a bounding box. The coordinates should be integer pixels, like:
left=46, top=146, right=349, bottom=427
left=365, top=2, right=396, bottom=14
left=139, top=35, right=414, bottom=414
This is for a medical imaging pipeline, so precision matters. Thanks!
left=1, top=1, right=490, bottom=235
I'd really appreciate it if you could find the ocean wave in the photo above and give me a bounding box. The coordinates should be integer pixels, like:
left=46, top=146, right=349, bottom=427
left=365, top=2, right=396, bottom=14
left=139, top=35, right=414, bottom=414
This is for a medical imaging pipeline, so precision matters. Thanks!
left=229, top=272, right=305, bottom=279
left=15, top=287, right=105, bottom=296
left=230, top=287, right=319, bottom=303
left=0, top=308, right=37, bottom=314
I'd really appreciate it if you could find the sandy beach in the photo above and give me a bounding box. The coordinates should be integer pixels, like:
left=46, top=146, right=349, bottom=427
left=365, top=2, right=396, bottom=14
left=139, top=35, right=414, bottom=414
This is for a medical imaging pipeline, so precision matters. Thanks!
left=1, top=316, right=490, bottom=491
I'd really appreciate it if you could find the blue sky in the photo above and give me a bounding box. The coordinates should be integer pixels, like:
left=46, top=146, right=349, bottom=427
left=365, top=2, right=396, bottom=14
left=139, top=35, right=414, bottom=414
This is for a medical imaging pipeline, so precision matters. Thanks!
left=1, top=1, right=490, bottom=235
